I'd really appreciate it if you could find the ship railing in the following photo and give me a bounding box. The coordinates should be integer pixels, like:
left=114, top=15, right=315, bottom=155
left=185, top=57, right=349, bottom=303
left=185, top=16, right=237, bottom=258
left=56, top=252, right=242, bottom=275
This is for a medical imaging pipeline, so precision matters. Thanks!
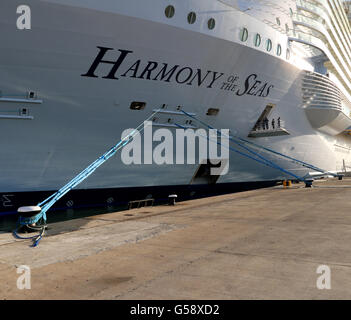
left=128, top=199, right=154, bottom=210
left=292, top=12, right=351, bottom=89
left=288, top=29, right=326, bottom=54
left=251, top=120, right=286, bottom=132
left=289, top=30, right=351, bottom=104
left=301, top=70, right=343, bottom=111
left=292, top=12, right=325, bottom=26
left=296, top=0, right=327, bottom=20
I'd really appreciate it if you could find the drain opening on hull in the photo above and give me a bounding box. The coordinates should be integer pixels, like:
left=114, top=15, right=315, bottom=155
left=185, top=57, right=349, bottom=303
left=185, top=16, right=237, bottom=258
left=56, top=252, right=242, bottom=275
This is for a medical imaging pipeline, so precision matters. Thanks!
left=130, top=101, right=146, bottom=110
left=190, top=160, right=224, bottom=185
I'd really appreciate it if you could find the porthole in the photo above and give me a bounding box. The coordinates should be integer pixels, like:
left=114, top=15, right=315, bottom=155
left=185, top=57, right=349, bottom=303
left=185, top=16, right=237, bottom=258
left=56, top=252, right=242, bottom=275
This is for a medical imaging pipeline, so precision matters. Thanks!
left=165, top=5, right=175, bottom=18
left=277, top=44, right=282, bottom=56
left=208, top=18, right=216, bottom=30
left=254, top=33, right=261, bottom=47
left=240, top=28, right=249, bottom=42
left=266, top=39, right=272, bottom=52
left=187, top=12, right=196, bottom=24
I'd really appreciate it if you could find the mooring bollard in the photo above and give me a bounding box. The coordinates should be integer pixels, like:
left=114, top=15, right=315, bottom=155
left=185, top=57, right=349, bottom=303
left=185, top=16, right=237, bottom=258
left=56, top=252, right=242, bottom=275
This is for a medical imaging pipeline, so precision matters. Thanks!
left=305, top=179, right=314, bottom=188
left=168, top=194, right=178, bottom=206
left=283, top=180, right=292, bottom=188
left=17, top=206, right=42, bottom=223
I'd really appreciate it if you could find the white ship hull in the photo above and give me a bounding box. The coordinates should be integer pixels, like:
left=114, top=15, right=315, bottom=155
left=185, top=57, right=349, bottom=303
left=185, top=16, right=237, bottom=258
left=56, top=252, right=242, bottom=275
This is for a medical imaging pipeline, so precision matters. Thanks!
left=1, top=0, right=350, bottom=214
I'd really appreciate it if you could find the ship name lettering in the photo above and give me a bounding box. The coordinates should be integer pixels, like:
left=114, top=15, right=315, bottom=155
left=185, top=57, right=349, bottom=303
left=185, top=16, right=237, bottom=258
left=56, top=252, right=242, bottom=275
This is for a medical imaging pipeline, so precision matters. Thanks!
left=81, top=47, right=133, bottom=80
left=82, top=46, right=224, bottom=89
left=235, top=73, right=274, bottom=98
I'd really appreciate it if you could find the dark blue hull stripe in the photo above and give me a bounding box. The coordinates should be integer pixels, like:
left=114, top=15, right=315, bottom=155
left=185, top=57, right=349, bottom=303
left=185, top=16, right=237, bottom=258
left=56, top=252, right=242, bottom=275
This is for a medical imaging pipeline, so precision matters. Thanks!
left=0, top=181, right=279, bottom=217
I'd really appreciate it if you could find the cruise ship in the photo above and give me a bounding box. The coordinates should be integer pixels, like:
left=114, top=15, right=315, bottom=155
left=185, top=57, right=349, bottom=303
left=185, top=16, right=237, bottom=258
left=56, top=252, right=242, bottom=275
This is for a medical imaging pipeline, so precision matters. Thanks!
left=1, top=0, right=351, bottom=216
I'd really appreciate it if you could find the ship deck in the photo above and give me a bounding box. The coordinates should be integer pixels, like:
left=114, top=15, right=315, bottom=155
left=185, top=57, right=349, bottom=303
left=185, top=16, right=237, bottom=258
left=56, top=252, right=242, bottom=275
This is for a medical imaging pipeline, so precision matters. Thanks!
left=1, top=178, right=351, bottom=299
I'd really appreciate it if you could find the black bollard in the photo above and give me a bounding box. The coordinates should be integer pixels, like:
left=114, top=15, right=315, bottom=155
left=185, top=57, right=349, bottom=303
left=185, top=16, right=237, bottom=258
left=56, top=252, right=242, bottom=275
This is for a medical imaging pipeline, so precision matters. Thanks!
left=305, top=179, right=314, bottom=188
left=17, top=206, right=42, bottom=218
left=168, top=194, right=178, bottom=206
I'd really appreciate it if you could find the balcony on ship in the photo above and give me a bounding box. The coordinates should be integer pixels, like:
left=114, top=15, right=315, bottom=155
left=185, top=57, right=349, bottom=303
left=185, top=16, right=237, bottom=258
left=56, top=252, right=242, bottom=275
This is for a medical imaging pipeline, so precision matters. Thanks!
left=290, top=0, right=351, bottom=100
left=248, top=120, right=289, bottom=138
left=302, top=71, right=351, bottom=135
left=248, top=104, right=290, bottom=138
left=286, top=0, right=351, bottom=136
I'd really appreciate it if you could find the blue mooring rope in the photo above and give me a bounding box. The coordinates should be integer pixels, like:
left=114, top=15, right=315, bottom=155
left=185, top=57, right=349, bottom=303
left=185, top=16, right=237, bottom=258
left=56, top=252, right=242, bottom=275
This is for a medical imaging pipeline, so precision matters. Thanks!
left=13, top=110, right=161, bottom=246
left=14, top=108, right=337, bottom=246
left=13, top=216, right=47, bottom=247
left=180, top=110, right=337, bottom=181
left=174, top=123, right=304, bottom=181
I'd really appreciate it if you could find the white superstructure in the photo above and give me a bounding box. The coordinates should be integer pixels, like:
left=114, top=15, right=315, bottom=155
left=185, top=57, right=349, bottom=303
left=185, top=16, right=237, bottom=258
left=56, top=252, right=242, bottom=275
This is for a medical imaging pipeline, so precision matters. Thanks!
left=1, top=0, right=351, bottom=215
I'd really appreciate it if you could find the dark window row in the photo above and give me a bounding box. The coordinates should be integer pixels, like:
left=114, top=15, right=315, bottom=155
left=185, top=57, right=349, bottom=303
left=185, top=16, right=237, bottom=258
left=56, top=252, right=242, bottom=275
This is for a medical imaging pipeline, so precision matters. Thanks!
left=165, top=5, right=215, bottom=30
left=241, top=28, right=288, bottom=59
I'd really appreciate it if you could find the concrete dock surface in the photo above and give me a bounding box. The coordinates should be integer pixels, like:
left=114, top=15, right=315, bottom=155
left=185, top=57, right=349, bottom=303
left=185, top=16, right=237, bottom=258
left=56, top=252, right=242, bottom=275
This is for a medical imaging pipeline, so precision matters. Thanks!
left=1, top=178, right=351, bottom=299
